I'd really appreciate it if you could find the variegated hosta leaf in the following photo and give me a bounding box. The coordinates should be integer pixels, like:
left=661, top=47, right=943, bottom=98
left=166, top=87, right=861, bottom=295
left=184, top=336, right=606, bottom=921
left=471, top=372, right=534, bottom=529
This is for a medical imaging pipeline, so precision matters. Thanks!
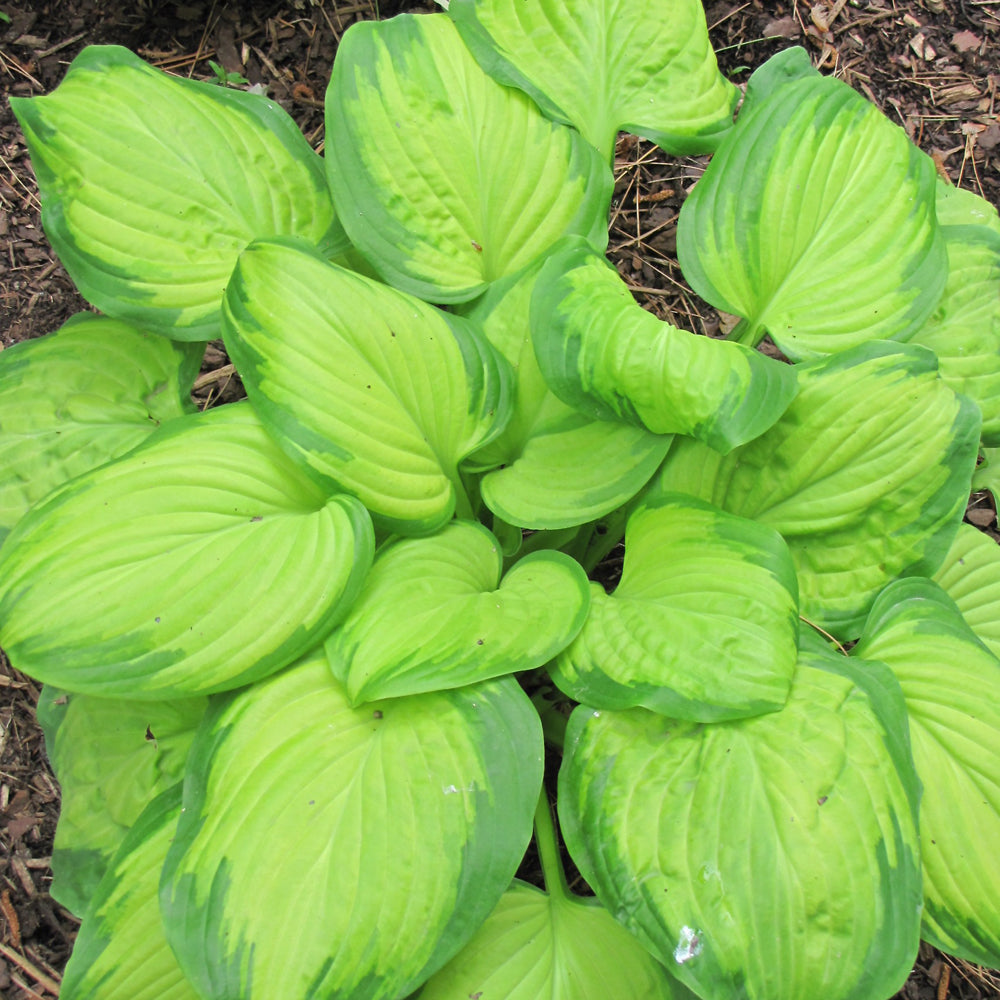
left=161, top=652, right=543, bottom=1000
left=677, top=47, right=945, bottom=361
left=36, top=687, right=206, bottom=916
left=911, top=221, right=1000, bottom=444
left=10, top=46, right=344, bottom=340
left=448, top=0, right=737, bottom=161
left=856, top=577, right=1000, bottom=966
left=0, top=402, right=374, bottom=697
left=325, top=13, right=612, bottom=303
left=327, top=520, right=590, bottom=703
left=60, top=786, right=200, bottom=1000
left=654, top=341, right=980, bottom=636
left=933, top=524, right=1000, bottom=658
left=558, top=637, right=922, bottom=1000
left=460, top=261, right=672, bottom=529
left=480, top=402, right=674, bottom=529
left=418, top=881, right=687, bottom=1000
left=532, top=240, right=797, bottom=454
left=223, top=238, right=510, bottom=535
left=550, top=493, right=798, bottom=721
left=0, top=313, right=199, bottom=543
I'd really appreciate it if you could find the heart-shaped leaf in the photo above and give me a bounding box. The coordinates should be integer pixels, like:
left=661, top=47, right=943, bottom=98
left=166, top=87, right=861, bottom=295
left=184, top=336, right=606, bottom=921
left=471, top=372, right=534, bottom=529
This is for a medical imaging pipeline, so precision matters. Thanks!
left=558, top=634, right=922, bottom=1000
left=326, top=520, right=590, bottom=703
left=59, top=786, right=200, bottom=1000
left=161, top=651, right=543, bottom=1000
left=532, top=239, right=797, bottom=454
left=418, top=881, right=687, bottom=1000
left=856, top=578, right=1000, bottom=967
left=36, top=687, right=206, bottom=916
left=223, top=238, right=511, bottom=535
left=551, top=493, right=798, bottom=721
left=0, top=313, right=199, bottom=543
left=448, top=0, right=737, bottom=161
left=461, top=260, right=672, bottom=528
left=324, top=13, right=612, bottom=303
left=10, top=46, right=345, bottom=340
left=933, top=524, right=1000, bottom=658
left=0, top=402, right=374, bottom=697
left=678, top=47, right=946, bottom=360
left=654, top=341, right=980, bottom=636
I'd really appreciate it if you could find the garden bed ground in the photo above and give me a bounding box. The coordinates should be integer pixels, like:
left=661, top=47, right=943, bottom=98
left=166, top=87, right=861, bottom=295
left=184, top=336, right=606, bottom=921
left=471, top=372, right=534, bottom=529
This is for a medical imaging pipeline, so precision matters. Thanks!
left=1, top=0, right=999, bottom=997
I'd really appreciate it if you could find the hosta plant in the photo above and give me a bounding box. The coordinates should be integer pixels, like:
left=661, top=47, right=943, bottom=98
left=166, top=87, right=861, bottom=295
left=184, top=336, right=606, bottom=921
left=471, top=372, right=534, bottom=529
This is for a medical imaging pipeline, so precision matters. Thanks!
left=3, top=2, right=1000, bottom=998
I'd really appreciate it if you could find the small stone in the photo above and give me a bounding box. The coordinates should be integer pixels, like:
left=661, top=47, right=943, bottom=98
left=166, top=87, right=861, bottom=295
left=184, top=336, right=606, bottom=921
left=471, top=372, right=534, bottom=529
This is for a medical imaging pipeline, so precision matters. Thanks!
left=967, top=506, right=996, bottom=528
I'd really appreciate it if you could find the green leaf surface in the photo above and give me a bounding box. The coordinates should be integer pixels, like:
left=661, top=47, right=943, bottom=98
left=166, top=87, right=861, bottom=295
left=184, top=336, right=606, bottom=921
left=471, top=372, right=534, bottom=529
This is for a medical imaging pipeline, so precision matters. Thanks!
left=550, top=493, right=798, bottom=721
left=0, top=402, right=373, bottom=697
left=0, top=313, right=199, bottom=544
left=855, top=577, right=1000, bottom=966
left=327, top=520, right=590, bottom=703
left=654, top=341, right=980, bottom=636
left=935, top=180, right=1000, bottom=233
left=36, top=686, right=206, bottom=916
left=10, top=46, right=344, bottom=340
left=60, top=786, right=200, bottom=1000
left=324, top=13, right=612, bottom=303
left=678, top=47, right=946, bottom=360
left=911, top=222, right=1000, bottom=444
left=418, top=880, right=686, bottom=1000
left=531, top=240, right=797, bottom=454
left=223, top=238, right=510, bottom=534
left=932, top=524, right=1000, bottom=658
left=448, top=0, right=737, bottom=161
left=161, top=651, right=543, bottom=1000
left=558, top=638, right=922, bottom=1000
left=460, top=259, right=671, bottom=528
left=479, top=404, right=672, bottom=528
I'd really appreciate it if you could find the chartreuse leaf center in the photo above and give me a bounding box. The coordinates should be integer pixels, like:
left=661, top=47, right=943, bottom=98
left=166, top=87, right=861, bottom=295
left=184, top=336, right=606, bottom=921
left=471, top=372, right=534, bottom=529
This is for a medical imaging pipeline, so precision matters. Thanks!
left=325, top=12, right=612, bottom=304
left=558, top=630, right=922, bottom=1000
left=449, top=0, right=738, bottom=161
left=326, top=519, right=590, bottom=704
left=531, top=238, right=798, bottom=455
left=459, top=257, right=673, bottom=530
left=550, top=492, right=799, bottom=721
left=677, top=47, right=946, bottom=361
left=160, top=652, right=543, bottom=1000
left=654, top=341, right=980, bottom=637
left=0, top=403, right=374, bottom=697
left=10, top=45, right=345, bottom=340
left=223, top=237, right=512, bottom=536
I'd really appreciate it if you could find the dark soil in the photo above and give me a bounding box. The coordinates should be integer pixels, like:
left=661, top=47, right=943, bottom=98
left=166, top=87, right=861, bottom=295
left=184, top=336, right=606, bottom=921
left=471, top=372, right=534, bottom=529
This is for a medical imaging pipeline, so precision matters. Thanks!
left=1, top=1, right=999, bottom=997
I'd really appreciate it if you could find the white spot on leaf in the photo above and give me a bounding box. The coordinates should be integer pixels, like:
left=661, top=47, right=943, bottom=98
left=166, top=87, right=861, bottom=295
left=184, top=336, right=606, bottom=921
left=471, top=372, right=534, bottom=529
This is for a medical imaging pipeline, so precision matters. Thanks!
left=674, top=925, right=703, bottom=964
left=443, top=783, right=477, bottom=795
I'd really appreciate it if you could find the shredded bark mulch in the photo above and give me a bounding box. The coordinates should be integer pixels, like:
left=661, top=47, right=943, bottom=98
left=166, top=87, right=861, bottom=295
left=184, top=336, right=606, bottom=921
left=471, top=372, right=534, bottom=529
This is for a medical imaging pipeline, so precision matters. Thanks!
left=1, top=1, right=999, bottom=996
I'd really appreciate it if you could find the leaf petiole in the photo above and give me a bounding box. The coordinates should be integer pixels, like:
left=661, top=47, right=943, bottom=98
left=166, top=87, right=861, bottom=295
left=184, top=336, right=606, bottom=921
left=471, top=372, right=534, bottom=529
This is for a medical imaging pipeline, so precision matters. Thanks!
left=533, top=786, right=571, bottom=901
